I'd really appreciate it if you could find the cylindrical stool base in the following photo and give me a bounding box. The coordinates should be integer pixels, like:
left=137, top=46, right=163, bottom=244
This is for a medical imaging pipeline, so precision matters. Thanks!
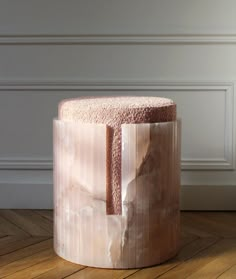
left=53, top=120, right=181, bottom=268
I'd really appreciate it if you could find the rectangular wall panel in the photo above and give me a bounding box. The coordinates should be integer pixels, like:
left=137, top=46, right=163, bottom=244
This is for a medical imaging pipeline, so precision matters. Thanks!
left=0, top=45, right=236, bottom=80
left=0, top=82, right=234, bottom=170
left=0, top=0, right=235, bottom=36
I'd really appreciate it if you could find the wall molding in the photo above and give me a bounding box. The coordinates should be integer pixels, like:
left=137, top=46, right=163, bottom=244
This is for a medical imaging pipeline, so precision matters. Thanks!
left=0, top=182, right=53, bottom=209
left=0, top=80, right=234, bottom=91
left=181, top=185, right=236, bottom=210
left=0, top=34, right=236, bottom=45
left=0, top=158, right=52, bottom=170
left=0, top=80, right=234, bottom=170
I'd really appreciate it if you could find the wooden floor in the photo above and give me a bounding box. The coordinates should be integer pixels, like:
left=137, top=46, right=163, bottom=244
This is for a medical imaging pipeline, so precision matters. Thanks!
left=0, top=211, right=236, bottom=279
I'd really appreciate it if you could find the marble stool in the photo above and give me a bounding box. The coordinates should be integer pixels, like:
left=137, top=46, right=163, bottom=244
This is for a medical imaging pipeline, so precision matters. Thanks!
left=53, top=96, right=181, bottom=269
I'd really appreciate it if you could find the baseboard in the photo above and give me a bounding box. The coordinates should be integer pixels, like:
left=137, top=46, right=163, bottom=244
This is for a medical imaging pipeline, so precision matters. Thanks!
left=0, top=182, right=53, bottom=209
left=180, top=185, right=236, bottom=210
left=0, top=183, right=235, bottom=210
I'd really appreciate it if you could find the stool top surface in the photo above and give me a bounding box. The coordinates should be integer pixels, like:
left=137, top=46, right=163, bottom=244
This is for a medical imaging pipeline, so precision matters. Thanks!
left=59, top=96, right=176, bottom=124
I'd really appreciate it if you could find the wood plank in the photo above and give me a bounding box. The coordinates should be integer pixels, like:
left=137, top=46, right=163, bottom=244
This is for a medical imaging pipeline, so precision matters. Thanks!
left=180, top=235, right=199, bottom=247
left=156, top=238, right=236, bottom=279
left=3, top=256, right=58, bottom=279
left=125, top=237, right=219, bottom=279
left=34, top=210, right=53, bottom=222
left=198, top=212, right=236, bottom=238
left=65, top=267, right=137, bottom=279
left=33, top=261, right=85, bottom=279
left=0, top=234, right=7, bottom=238
left=0, top=235, right=27, bottom=249
left=180, top=213, right=216, bottom=238
left=180, top=213, right=205, bottom=239
left=0, top=238, right=52, bottom=268
left=185, top=239, right=236, bottom=279
left=218, top=264, right=236, bottom=279
left=0, top=214, right=29, bottom=236
left=0, top=210, right=53, bottom=236
left=0, top=236, right=48, bottom=256
left=3, top=255, right=81, bottom=279
left=0, top=248, right=55, bottom=278
left=184, top=212, right=236, bottom=238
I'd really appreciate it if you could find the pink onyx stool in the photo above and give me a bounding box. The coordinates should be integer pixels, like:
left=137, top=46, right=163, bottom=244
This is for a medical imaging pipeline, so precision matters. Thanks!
left=53, top=96, right=181, bottom=269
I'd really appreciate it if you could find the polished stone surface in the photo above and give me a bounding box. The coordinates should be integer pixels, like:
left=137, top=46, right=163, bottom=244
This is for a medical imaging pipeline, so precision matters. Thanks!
left=53, top=120, right=181, bottom=268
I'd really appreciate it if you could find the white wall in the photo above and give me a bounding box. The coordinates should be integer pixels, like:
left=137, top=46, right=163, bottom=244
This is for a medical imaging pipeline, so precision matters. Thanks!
left=0, top=0, right=236, bottom=209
